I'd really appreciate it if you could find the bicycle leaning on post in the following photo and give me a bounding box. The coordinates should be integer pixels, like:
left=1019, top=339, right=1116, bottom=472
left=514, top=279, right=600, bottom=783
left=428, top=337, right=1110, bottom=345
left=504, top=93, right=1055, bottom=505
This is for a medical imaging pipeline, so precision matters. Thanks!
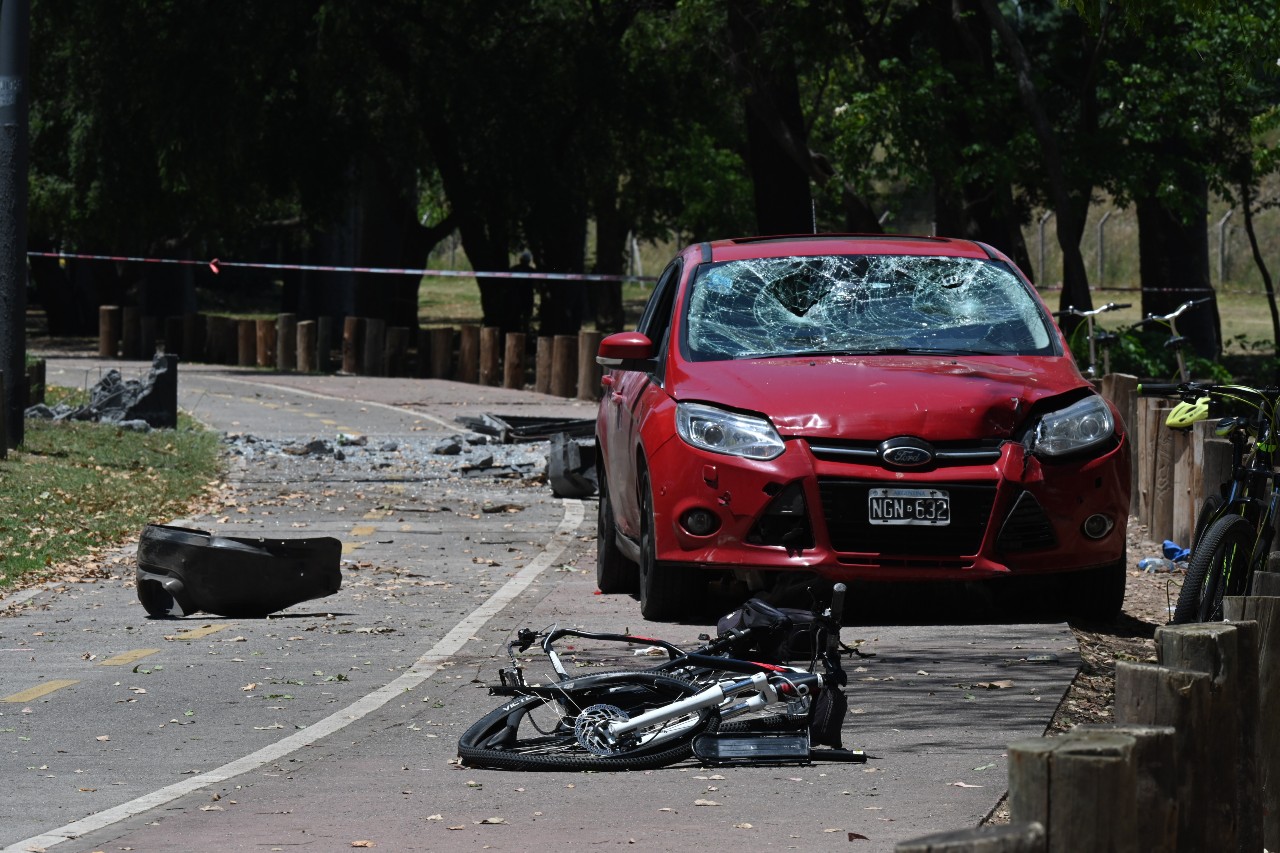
left=1138, top=379, right=1280, bottom=622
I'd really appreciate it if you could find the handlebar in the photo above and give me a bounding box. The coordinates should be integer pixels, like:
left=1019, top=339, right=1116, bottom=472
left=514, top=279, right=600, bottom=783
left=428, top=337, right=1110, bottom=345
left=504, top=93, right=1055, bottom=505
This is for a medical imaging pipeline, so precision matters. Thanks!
left=1142, top=296, right=1213, bottom=324
left=1053, top=301, right=1131, bottom=318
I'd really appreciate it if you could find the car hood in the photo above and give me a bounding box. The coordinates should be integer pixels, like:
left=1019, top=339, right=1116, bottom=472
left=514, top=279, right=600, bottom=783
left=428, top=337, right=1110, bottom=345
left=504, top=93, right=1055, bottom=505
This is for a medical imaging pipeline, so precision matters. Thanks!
left=667, top=355, right=1090, bottom=440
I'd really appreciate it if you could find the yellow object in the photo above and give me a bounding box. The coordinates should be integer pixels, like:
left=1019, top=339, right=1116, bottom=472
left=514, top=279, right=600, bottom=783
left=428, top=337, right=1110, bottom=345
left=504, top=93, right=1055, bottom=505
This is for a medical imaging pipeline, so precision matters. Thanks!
left=1166, top=396, right=1210, bottom=430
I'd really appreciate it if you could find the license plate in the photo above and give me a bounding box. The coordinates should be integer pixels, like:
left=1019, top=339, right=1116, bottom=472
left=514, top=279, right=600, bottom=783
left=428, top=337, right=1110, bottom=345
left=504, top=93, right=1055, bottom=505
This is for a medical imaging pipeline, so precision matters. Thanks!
left=868, top=488, right=950, bottom=525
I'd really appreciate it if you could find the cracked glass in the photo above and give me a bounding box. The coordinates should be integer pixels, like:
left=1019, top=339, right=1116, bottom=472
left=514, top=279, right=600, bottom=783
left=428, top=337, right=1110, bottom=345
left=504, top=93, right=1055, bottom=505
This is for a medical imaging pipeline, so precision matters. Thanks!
left=683, top=255, right=1055, bottom=362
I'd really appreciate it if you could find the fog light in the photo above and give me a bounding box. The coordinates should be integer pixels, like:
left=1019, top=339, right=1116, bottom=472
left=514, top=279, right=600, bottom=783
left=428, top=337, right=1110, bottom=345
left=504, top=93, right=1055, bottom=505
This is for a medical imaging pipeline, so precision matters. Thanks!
left=681, top=508, right=720, bottom=536
left=1082, top=513, right=1114, bottom=539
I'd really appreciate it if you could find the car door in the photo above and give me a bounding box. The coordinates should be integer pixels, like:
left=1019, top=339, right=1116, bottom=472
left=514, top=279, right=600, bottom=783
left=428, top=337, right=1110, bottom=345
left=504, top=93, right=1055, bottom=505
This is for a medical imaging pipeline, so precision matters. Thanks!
left=603, top=258, right=682, bottom=540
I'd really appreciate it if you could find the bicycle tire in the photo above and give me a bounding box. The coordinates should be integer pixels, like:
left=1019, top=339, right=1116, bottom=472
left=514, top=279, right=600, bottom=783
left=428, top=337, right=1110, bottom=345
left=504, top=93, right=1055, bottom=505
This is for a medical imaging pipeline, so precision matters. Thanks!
left=1191, top=494, right=1224, bottom=553
left=1173, top=515, right=1257, bottom=624
left=458, top=670, right=719, bottom=771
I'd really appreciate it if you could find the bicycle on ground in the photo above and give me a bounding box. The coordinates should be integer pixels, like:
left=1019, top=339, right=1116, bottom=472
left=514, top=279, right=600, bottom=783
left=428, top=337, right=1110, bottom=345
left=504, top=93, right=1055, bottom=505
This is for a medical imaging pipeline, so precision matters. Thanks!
left=457, top=585, right=865, bottom=770
left=1137, top=379, right=1280, bottom=622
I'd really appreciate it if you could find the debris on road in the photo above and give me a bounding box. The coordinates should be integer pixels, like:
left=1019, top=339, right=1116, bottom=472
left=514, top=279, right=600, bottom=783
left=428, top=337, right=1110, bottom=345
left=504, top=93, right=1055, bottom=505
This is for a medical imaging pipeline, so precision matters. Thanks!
left=25, top=353, right=179, bottom=429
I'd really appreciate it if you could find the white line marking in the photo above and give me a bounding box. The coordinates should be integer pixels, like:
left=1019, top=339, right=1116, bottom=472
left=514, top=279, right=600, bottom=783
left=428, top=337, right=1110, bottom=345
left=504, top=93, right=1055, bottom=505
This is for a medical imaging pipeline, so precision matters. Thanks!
left=3, top=498, right=585, bottom=853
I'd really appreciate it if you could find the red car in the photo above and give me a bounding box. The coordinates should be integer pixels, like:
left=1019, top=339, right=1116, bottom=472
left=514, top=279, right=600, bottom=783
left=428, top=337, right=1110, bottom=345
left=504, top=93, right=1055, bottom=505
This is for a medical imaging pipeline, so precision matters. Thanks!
left=594, top=235, right=1130, bottom=621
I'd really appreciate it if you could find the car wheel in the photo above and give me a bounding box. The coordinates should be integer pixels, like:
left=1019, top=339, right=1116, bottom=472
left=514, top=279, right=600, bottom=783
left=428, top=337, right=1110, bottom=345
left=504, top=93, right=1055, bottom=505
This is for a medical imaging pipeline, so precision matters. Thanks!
left=1068, top=554, right=1126, bottom=623
left=638, top=470, right=698, bottom=621
left=596, top=464, right=638, bottom=595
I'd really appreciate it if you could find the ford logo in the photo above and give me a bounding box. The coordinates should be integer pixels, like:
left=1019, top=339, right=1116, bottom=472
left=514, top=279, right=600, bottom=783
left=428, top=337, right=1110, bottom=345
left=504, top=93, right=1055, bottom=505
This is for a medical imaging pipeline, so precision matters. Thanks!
left=878, top=438, right=935, bottom=468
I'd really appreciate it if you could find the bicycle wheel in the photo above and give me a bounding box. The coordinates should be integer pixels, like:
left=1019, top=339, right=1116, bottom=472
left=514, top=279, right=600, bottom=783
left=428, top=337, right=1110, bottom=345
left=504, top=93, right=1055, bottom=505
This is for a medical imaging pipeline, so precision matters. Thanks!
left=1191, top=494, right=1224, bottom=553
left=458, top=671, right=719, bottom=771
left=1173, top=515, right=1258, bottom=624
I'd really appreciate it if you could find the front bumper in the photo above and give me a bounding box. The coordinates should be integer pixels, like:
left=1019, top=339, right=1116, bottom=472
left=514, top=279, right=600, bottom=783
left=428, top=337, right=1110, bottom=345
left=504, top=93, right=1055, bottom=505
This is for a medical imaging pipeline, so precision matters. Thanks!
left=644, top=431, right=1130, bottom=582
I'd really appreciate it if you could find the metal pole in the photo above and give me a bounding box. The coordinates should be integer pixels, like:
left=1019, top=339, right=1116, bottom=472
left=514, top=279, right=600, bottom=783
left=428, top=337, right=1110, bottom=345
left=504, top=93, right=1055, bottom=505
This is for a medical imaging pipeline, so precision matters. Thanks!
left=1096, top=209, right=1114, bottom=287
left=1217, top=208, right=1234, bottom=287
left=0, top=0, right=31, bottom=448
left=1038, top=211, right=1054, bottom=285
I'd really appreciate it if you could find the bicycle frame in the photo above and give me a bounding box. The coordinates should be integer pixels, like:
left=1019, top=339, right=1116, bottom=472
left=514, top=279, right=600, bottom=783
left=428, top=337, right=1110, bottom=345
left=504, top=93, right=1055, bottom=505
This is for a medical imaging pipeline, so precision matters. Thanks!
left=1054, top=301, right=1130, bottom=379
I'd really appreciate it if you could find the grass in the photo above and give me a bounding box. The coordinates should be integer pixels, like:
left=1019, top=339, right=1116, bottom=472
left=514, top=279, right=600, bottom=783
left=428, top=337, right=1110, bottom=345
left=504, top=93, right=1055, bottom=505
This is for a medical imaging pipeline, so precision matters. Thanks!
left=0, top=386, right=223, bottom=589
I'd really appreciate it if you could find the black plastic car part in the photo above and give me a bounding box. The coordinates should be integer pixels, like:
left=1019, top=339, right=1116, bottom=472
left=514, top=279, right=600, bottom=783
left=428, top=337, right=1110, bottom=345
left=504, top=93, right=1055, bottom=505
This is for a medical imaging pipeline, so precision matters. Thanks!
left=136, top=524, right=342, bottom=618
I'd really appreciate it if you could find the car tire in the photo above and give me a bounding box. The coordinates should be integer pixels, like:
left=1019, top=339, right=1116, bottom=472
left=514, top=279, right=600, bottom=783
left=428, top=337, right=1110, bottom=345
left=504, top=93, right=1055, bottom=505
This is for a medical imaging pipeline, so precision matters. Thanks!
left=1068, top=554, right=1126, bottom=623
left=596, top=463, right=638, bottom=595
left=638, top=470, right=699, bottom=621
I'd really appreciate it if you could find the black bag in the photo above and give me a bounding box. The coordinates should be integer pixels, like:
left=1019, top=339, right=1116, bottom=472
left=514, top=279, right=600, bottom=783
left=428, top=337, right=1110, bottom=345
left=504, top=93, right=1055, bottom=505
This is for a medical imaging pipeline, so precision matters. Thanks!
left=716, top=598, right=818, bottom=663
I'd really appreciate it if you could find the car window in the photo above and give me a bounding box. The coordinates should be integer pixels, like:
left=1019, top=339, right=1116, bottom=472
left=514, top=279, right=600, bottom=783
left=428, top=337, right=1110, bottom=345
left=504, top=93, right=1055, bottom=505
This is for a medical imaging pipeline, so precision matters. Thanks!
left=682, top=254, right=1057, bottom=361
left=635, top=259, right=682, bottom=380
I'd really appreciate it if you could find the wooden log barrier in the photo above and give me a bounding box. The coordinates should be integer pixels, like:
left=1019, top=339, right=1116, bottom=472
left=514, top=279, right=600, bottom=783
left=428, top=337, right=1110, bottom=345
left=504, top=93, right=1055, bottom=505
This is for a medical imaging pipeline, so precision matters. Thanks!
left=894, top=823, right=1045, bottom=853
left=429, top=327, right=453, bottom=379
left=183, top=313, right=205, bottom=363
left=576, top=330, right=602, bottom=402
left=503, top=333, right=526, bottom=390
left=316, top=316, right=333, bottom=373
left=98, top=305, right=121, bottom=358
left=164, top=316, right=184, bottom=360
left=341, top=316, right=361, bottom=374
left=296, top=320, right=316, bottom=373
left=457, top=324, right=480, bottom=383
left=121, top=306, right=141, bottom=359
left=415, top=328, right=432, bottom=378
left=276, top=313, right=298, bottom=372
left=139, top=315, right=159, bottom=359
left=385, top=326, right=410, bottom=377
left=479, top=326, right=501, bottom=386
left=1100, top=373, right=1139, bottom=517
left=206, top=315, right=232, bottom=364
left=362, top=318, right=386, bottom=377
left=551, top=334, right=577, bottom=398
left=237, top=319, right=256, bottom=366
left=256, top=318, right=276, bottom=368
left=535, top=336, right=553, bottom=394
left=1224, top=591, right=1280, bottom=853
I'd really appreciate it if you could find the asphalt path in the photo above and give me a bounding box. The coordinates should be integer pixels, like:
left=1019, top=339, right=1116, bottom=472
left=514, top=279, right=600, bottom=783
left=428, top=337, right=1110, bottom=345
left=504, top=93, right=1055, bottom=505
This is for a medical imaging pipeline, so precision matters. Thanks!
left=0, top=356, right=1081, bottom=853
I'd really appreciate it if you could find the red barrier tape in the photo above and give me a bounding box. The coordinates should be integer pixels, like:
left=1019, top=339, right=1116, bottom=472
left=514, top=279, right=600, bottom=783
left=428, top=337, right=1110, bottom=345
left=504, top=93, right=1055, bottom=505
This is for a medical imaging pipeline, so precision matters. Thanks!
left=25, top=251, right=655, bottom=283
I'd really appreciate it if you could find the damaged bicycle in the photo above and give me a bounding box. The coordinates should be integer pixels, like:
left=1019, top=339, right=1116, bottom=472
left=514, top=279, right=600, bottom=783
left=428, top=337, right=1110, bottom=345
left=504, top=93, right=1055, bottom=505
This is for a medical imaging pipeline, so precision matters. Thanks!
left=457, top=585, right=865, bottom=771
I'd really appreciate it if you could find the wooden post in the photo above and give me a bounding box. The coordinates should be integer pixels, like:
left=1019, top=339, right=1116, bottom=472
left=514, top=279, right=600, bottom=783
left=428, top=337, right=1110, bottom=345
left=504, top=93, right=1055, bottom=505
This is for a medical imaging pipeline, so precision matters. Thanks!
left=121, top=306, right=141, bottom=359
left=1101, top=373, right=1140, bottom=517
left=183, top=313, right=204, bottom=363
left=98, top=305, right=121, bottom=358
left=535, top=336, right=553, bottom=394
left=577, top=330, right=603, bottom=402
left=316, top=316, right=333, bottom=373
left=429, top=327, right=453, bottom=379
left=503, top=333, right=527, bottom=389
left=478, top=326, right=501, bottom=386
left=457, top=324, right=480, bottom=383
left=385, top=326, right=410, bottom=377
left=1223, top=593, right=1280, bottom=853
left=207, top=315, right=234, bottom=364
left=139, top=315, right=159, bottom=359
left=342, top=316, right=362, bottom=374
left=164, top=316, right=184, bottom=360
left=256, top=318, right=276, bottom=368
left=362, top=317, right=386, bottom=376
left=1170, top=428, right=1193, bottom=547
left=1151, top=405, right=1175, bottom=541
left=551, top=334, right=577, bottom=398
left=1254, top=570, right=1280, bottom=593
left=415, top=328, right=433, bottom=378
left=276, top=313, right=298, bottom=372
left=1008, top=729, right=1147, bottom=852
left=237, top=319, right=256, bottom=366
left=894, top=823, right=1045, bottom=853
left=296, top=320, right=316, bottom=373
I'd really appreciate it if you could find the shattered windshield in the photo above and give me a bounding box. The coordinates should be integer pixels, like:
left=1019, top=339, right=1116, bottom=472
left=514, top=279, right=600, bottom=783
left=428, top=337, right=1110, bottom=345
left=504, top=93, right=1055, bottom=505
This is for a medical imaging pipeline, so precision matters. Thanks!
left=682, top=255, right=1056, bottom=361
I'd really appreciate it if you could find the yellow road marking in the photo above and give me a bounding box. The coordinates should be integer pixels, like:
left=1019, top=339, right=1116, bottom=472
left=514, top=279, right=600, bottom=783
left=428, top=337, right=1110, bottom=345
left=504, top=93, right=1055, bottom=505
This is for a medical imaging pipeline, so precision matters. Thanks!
left=165, top=624, right=231, bottom=641
left=351, top=525, right=376, bottom=536
left=3, top=679, right=79, bottom=702
left=342, top=542, right=363, bottom=554
left=321, top=419, right=337, bottom=426
left=99, top=648, right=161, bottom=667
left=362, top=511, right=384, bottom=520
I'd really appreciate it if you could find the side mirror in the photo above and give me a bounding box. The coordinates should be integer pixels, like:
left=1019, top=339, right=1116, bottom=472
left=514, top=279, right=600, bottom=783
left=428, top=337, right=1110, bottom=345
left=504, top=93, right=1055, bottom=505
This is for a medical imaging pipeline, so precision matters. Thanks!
left=597, top=331, right=657, bottom=372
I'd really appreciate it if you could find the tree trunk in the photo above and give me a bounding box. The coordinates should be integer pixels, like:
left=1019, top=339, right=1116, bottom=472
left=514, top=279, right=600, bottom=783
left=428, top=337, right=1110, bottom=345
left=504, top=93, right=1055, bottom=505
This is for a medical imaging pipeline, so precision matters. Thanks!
left=1136, top=180, right=1219, bottom=360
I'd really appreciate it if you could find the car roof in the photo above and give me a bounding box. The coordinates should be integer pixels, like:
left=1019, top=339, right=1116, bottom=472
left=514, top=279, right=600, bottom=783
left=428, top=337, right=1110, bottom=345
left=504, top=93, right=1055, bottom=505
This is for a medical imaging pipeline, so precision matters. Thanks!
left=698, top=234, right=1001, bottom=263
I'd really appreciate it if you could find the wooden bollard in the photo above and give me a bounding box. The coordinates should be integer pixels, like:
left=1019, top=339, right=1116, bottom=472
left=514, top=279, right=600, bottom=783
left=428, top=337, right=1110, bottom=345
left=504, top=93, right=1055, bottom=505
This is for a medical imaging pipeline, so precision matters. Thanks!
left=503, top=333, right=526, bottom=389
left=415, top=328, right=432, bottom=378
left=316, top=316, right=333, bottom=373
left=296, top=320, right=316, bottom=373
left=429, top=327, right=453, bottom=379
left=206, top=315, right=232, bottom=364
left=458, top=324, right=480, bottom=383
left=98, top=305, right=121, bottom=358
left=577, top=330, right=602, bottom=402
left=276, top=313, right=298, bottom=372
left=342, top=316, right=362, bottom=374
left=256, top=318, right=276, bottom=367
left=385, top=326, right=410, bottom=377
left=479, top=326, right=501, bottom=386
left=1224, top=591, right=1280, bottom=853
left=139, top=315, right=159, bottom=359
left=164, top=316, right=184, bottom=359
left=551, top=334, right=577, bottom=398
left=183, top=313, right=204, bottom=363
left=121, top=306, right=141, bottom=359
left=1009, top=730, right=1151, bottom=852
left=895, top=822, right=1045, bottom=853
left=535, top=336, right=553, bottom=394
left=362, top=318, right=386, bottom=376
left=237, top=319, right=256, bottom=366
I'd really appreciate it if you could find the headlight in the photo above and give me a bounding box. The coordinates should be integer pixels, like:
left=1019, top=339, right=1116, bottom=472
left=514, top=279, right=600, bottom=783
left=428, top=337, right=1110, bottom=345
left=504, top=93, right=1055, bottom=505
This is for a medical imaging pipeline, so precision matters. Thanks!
left=1029, top=395, right=1115, bottom=457
left=676, top=402, right=784, bottom=460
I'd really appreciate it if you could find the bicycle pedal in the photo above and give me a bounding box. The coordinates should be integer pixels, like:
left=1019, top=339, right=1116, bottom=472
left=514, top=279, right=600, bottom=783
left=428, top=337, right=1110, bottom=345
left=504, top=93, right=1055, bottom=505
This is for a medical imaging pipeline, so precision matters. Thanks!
left=693, top=731, right=811, bottom=765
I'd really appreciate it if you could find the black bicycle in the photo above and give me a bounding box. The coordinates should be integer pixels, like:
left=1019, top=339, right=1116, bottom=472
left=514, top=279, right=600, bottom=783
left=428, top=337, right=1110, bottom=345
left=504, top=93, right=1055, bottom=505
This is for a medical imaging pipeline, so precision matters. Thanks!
left=1138, top=381, right=1280, bottom=622
left=457, top=586, right=864, bottom=771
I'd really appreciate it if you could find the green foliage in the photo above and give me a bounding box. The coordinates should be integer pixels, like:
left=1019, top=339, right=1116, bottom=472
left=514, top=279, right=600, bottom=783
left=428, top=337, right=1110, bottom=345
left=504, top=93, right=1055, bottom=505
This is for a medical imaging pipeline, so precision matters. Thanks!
left=0, top=405, right=222, bottom=588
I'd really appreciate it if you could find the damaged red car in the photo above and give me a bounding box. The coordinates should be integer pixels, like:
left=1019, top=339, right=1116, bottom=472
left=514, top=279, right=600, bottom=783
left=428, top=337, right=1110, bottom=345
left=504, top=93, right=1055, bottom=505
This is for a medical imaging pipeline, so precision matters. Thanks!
left=594, top=235, right=1130, bottom=621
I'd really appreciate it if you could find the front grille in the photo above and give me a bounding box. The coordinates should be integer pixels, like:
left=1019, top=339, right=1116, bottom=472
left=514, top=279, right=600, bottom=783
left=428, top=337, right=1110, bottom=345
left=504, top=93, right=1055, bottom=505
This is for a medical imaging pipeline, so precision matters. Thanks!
left=818, top=479, right=995, bottom=555
left=995, top=491, right=1057, bottom=553
left=806, top=438, right=1004, bottom=468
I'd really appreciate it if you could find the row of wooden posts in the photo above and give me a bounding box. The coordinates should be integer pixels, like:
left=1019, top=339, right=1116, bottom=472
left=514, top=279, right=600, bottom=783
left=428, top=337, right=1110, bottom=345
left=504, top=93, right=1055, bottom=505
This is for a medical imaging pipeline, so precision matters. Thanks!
left=97, top=306, right=605, bottom=401
left=897, top=576, right=1280, bottom=852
